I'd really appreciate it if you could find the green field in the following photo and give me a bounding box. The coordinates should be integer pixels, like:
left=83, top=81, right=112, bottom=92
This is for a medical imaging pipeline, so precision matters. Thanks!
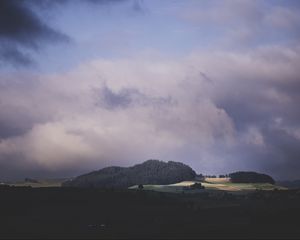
left=129, top=178, right=287, bottom=193
left=7, top=177, right=287, bottom=192
left=7, top=178, right=68, bottom=188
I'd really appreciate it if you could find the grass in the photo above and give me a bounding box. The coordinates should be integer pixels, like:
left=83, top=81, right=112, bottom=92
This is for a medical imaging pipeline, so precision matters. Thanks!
left=7, top=177, right=287, bottom=192
left=7, top=178, right=68, bottom=188
left=129, top=178, right=287, bottom=193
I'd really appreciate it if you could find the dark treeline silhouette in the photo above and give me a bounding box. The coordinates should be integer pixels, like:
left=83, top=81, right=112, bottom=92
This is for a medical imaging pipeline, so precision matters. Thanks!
left=24, top=178, right=39, bottom=183
left=190, top=182, right=205, bottom=189
left=195, top=174, right=204, bottom=181
left=229, top=171, right=275, bottom=184
left=219, top=174, right=229, bottom=178
left=205, top=175, right=217, bottom=178
left=63, top=160, right=196, bottom=188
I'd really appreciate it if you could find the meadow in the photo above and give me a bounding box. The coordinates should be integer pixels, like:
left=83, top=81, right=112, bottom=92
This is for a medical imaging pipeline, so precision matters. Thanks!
left=0, top=185, right=299, bottom=239
left=129, top=177, right=287, bottom=193
left=7, top=178, right=67, bottom=188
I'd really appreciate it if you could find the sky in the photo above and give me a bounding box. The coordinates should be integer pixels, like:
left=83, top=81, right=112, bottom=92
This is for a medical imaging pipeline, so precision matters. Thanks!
left=0, top=0, right=300, bottom=181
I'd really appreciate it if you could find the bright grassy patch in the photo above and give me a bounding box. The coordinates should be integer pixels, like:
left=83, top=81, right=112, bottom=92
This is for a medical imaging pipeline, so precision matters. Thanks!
left=129, top=178, right=287, bottom=193
left=205, top=178, right=231, bottom=183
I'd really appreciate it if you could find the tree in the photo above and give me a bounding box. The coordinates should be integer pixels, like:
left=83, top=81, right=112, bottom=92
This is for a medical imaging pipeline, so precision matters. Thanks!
left=229, top=171, right=275, bottom=184
left=190, top=182, right=205, bottom=190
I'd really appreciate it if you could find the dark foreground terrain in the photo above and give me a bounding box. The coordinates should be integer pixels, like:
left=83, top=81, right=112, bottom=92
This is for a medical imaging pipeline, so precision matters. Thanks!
left=0, top=186, right=300, bottom=239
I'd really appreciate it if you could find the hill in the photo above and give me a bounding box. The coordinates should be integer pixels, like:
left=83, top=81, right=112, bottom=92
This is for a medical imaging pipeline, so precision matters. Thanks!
left=229, top=171, right=275, bottom=184
left=62, top=160, right=196, bottom=189
left=277, top=180, right=300, bottom=189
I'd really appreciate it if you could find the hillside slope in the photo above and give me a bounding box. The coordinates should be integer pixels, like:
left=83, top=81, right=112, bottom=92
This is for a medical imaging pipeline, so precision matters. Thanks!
left=229, top=171, right=275, bottom=184
left=62, top=160, right=196, bottom=188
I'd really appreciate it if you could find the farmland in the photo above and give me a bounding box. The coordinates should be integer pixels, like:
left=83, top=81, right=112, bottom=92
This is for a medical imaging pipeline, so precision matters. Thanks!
left=7, top=178, right=68, bottom=188
left=129, top=177, right=287, bottom=193
left=8, top=176, right=287, bottom=193
left=0, top=185, right=299, bottom=239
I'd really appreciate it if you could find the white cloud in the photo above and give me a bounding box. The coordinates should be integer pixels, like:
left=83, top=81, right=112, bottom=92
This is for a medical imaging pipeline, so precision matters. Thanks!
left=0, top=44, right=300, bottom=178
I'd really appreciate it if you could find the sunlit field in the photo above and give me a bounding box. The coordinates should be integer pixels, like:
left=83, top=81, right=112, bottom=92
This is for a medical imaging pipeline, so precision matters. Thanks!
left=129, top=178, right=287, bottom=193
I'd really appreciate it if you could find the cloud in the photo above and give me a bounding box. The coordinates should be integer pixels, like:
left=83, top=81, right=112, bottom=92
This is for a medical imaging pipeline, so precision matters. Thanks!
left=95, top=83, right=173, bottom=109
left=0, top=55, right=235, bottom=179
left=177, top=0, right=300, bottom=48
left=0, top=0, right=134, bottom=67
left=0, top=44, right=33, bottom=67
left=0, top=0, right=69, bottom=66
left=1, top=43, right=299, bottom=180
left=1, top=0, right=300, bottom=181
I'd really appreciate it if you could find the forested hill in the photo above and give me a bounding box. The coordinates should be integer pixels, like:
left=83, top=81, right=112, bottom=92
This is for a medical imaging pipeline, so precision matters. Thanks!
left=229, top=171, right=275, bottom=184
left=62, top=160, right=196, bottom=188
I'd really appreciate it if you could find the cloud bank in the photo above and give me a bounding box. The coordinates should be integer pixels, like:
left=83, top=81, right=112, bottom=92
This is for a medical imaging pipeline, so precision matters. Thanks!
left=0, top=0, right=300, bottom=181
left=1, top=44, right=300, bottom=180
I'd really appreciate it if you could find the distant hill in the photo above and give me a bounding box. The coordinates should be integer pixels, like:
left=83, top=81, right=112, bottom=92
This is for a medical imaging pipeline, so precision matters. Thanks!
left=229, top=171, right=275, bottom=184
left=24, top=178, right=39, bottom=183
left=7, top=178, right=69, bottom=188
left=277, top=180, right=300, bottom=189
left=62, top=160, right=197, bottom=189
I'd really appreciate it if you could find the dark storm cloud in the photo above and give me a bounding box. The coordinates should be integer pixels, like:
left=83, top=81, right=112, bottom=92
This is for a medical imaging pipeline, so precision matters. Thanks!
left=0, top=0, right=64, bottom=45
left=216, top=89, right=274, bottom=131
left=0, top=120, right=28, bottom=139
left=264, top=127, right=300, bottom=169
left=98, top=85, right=139, bottom=109
left=0, top=44, right=32, bottom=66
left=95, top=84, right=174, bottom=110
left=0, top=155, right=85, bottom=181
left=0, top=0, right=132, bottom=67
left=209, top=51, right=300, bottom=180
left=235, top=127, right=300, bottom=180
left=216, top=74, right=300, bottom=132
left=0, top=0, right=68, bottom=66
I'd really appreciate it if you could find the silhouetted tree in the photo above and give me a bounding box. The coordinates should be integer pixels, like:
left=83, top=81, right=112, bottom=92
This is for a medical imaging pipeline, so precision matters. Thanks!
left=190, top=182, right=205, bottom=189
left=25, top=178, right=39, bottom=183
left=229, top=171, right=275, bottom=184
